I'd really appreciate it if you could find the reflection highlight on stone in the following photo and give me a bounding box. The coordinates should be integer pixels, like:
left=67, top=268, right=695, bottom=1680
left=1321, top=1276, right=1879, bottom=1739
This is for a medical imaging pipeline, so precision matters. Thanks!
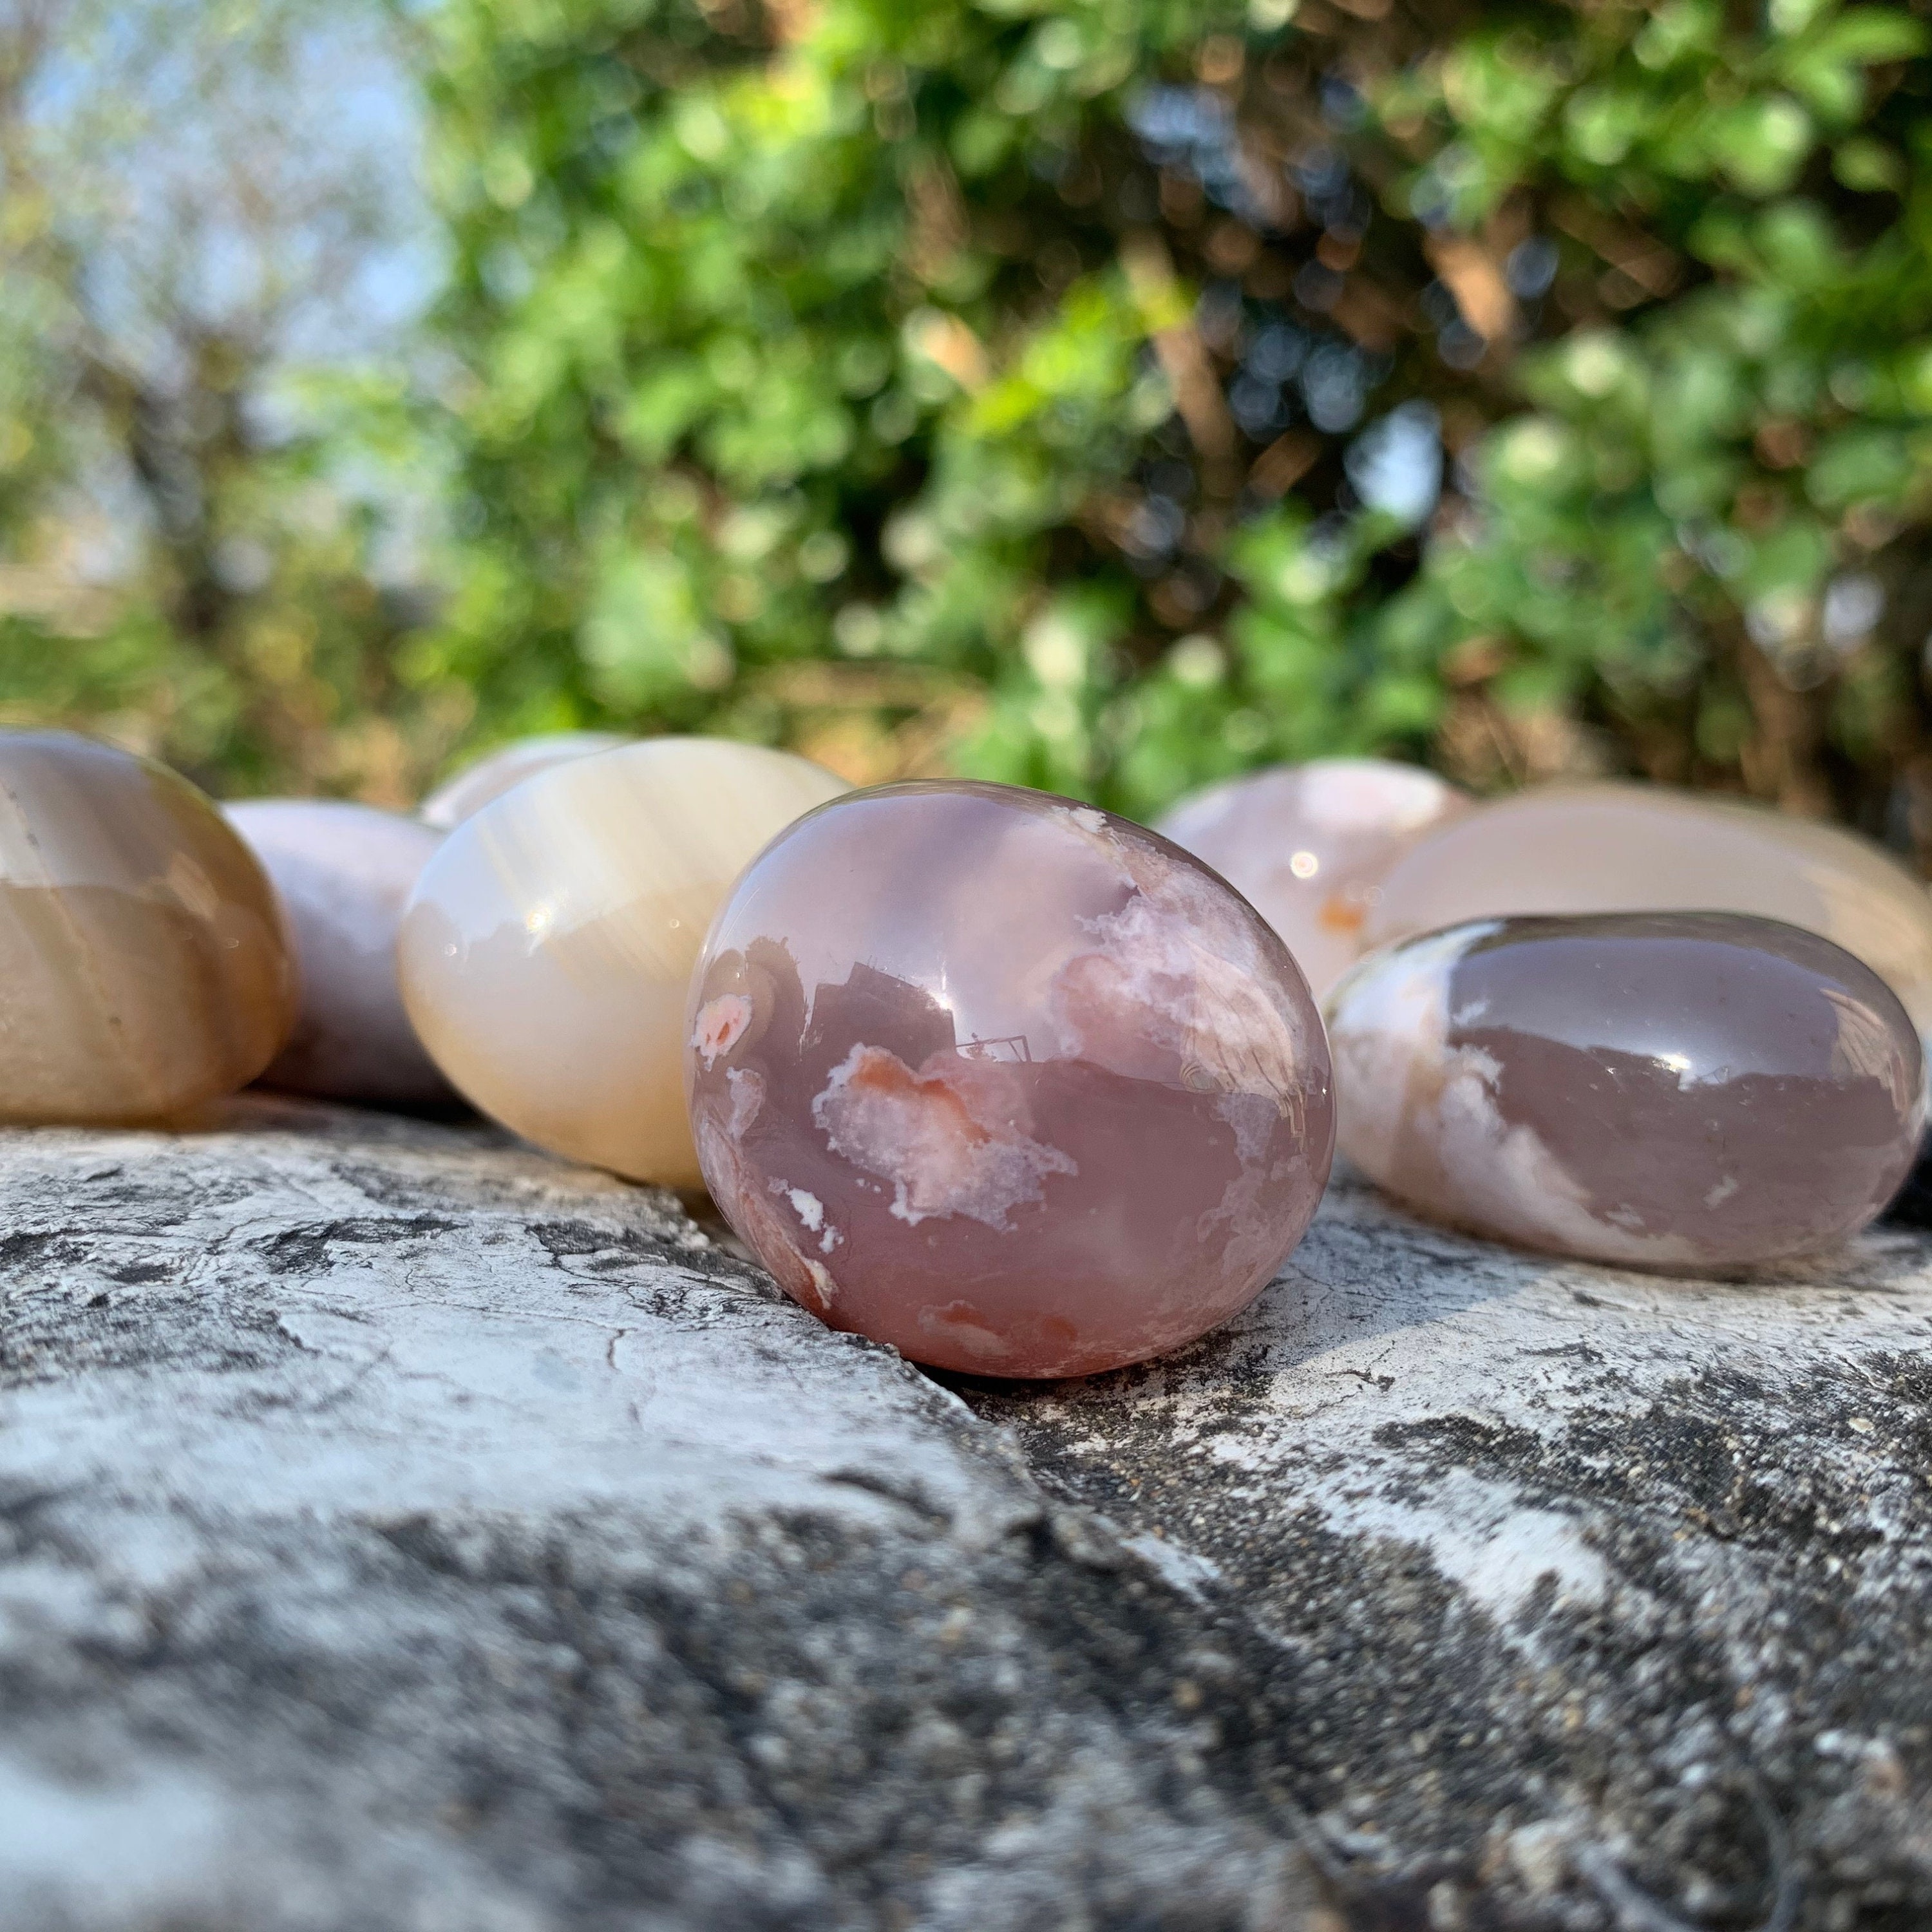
left=687, top=781, right=1335, bottom=1378
left=1328, top=911, right=1924, bottom=1269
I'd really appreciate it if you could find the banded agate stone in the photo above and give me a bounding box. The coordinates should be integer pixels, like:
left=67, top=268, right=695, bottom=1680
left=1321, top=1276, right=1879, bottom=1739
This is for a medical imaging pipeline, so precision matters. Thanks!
left=1157, top=759, right=1468, bottom=998
left=226, top=800, right=453, bottom=1107
left=1329, top=912, right=1924, bottom=1269
left=687, top=781, right=1335, bottom=1378
left=419, top=731, right=633, bottom=830
left=0, top=730, right=294, bottom=1121
left=1365, top=783, right=1932, bottom=1048
left=399, top=738, right=847, bottom=1186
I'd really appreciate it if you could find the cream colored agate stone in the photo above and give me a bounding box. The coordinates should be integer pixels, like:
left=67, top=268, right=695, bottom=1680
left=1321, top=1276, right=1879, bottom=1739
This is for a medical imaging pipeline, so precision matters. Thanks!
left=1365, top=782, right=1932, bottom=1047
left=226, top=800, right=453, bottom=1107
left=419, top=731, right=634, bottom=829
left=1157, top=758, right=1469, bottom=998
left=686, top=781, right=1336, bottom=1378
left=0, top=729, right=294, bottom=1121
left=399, top=737, right=848, bottom=1186
left=1329, top=911, right=1924, bottom=1269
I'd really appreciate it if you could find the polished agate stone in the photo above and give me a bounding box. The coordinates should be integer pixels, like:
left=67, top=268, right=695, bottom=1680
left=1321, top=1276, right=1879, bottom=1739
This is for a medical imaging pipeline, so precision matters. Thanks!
left=0, top=730, right=294, bottom=1121
left=1329, top=912, right=1924, bottom=1269
left=1157, top=759, right=1468, bottom=998
left=1366, top=782, right=1932, bottom=1048
left=686, top=781, right=1335, bottom=1378
left=226, top=800, right=453, bottom=1107
left=399, top=737, right=848, bottom=1186
left=419, top=731, right=633, bottom=829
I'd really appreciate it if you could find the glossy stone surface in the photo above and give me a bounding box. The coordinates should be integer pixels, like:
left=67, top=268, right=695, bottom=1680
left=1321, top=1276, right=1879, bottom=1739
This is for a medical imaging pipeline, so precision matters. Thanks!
left=0, top=730, right=294, bottom=1121
left=226, top=800, right=453, bottom=1107
left=1157, top=758, right=1469, bottom=998
left=687, top=781, right=1335, bottom=1377
left=1329, top=912, right=1924, bottom=1269
left=419, top=731, right=633, bottom=829
left=400, top=737, right=848, bottom=1186
left=1366, top=782, right=1932, bottom=1047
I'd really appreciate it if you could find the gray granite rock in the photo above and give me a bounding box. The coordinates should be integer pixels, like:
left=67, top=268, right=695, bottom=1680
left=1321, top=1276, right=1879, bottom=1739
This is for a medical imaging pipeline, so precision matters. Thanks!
left=960, top=1175, right=1932, bottom=1930
left=2, top=1097, right=1930, bottom=1930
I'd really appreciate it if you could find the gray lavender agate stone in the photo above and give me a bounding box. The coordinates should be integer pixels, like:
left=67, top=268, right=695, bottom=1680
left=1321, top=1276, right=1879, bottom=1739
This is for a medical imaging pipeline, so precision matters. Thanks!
left=1328, top=911, right=1926, bottom=1270
left=685, top=781, right=1335, bottom=1378
left=227, top=800, right=454, bottom=1109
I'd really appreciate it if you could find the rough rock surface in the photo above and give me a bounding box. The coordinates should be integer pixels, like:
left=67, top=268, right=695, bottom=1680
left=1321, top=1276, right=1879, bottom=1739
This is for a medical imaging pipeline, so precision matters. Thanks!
left=3, top=1099, right=1932, bottom=1930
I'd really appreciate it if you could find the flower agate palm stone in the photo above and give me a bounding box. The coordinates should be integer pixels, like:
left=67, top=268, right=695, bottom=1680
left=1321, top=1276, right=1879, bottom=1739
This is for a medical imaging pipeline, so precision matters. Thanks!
left=399, top=737, right=848, bottom=1187
left=225, top=800, right=453, bottom=1106
left=686, top=781, right=1336, bottom=1378
left=1329, top=912, right=1924, bottom=1269
left=1365, top=782, right=1932, bottom=1048
left=1157, top=758, right=1469, bottom=998
left=419, top=731, right=634, bottom=829
left=0, top=730, right=294, bottom=1121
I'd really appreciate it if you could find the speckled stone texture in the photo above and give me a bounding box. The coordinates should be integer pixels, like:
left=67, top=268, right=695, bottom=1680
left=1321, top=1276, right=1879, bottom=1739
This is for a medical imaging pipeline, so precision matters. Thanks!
left=688, top=781, right=1334, bottom=1376
left=8, top=1102, right=1932, bottom=1929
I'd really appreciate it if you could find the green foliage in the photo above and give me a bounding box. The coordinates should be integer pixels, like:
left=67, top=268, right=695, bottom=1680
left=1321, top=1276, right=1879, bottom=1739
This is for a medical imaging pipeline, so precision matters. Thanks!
left=0, top=0, right=448, bottom=800
left=409, top=0, right=1932, bottom=846
left=3, top=0, right=1930, bottom=841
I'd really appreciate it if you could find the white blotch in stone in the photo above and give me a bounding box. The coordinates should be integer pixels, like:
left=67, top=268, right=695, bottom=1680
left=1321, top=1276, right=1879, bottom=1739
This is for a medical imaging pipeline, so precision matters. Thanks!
left=694, top=994, right=752, bottom=1069
left=725, top=1066, right=765, bottom=1138
left=1051, top=859, right=1303, bottom=1111
left=917, top=1302, right=1010, bottom=1361
left=813, top=1043, right=1075, bottom=1231
left=804, top=1256, right=838, bottom=1309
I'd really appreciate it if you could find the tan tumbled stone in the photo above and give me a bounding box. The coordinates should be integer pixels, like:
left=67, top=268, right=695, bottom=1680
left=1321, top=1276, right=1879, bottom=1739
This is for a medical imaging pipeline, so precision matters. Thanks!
left=1365, top=782, right=1932, bottom=1048
left=0, top=730, right=294, bottom=1121
left=399, top=737, right=848, bottom=1187
left=419, top=731, right=634, bottom=830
